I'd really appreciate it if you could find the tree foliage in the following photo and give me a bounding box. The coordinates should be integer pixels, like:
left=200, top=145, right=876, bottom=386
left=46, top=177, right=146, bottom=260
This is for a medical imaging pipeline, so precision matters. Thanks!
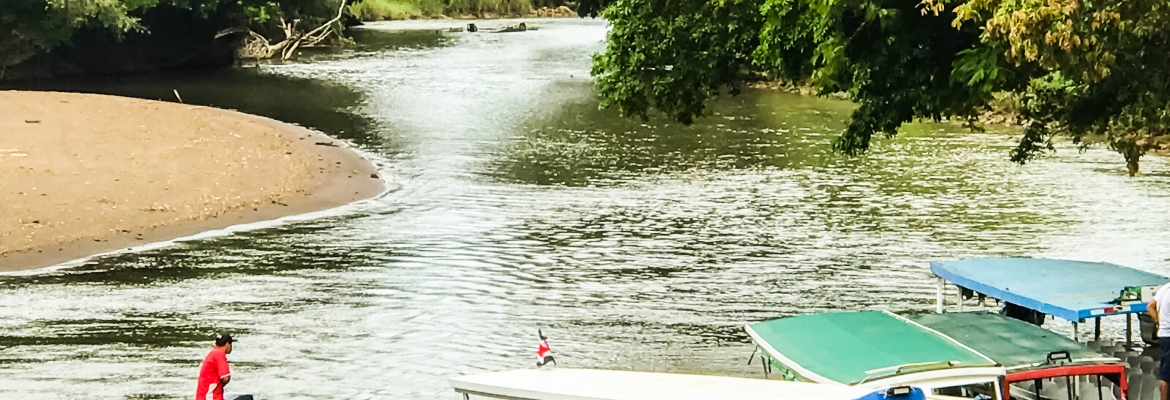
left=591, top=0, right=763, bottom=124
left=591, top=0, right=1170, bottom=174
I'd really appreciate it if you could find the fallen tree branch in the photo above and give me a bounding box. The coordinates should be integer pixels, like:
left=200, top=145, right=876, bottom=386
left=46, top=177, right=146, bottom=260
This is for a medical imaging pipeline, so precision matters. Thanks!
left=214, top=27, right=250, bottom=39
left=239, top=0, right=348, bottom=61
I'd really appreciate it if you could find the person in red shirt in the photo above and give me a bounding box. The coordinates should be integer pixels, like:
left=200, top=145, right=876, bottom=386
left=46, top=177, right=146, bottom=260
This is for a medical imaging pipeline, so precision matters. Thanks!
left=195, top=332, right=235, bottom=400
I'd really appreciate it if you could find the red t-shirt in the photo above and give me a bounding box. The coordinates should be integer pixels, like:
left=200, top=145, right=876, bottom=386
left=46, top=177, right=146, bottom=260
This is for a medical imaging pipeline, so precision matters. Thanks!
left=195, top=347, right=231, bottom=400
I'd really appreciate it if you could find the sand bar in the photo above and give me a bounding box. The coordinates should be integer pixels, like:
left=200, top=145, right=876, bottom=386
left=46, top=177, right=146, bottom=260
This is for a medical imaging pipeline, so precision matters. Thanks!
left=0, top=91, right=385, bottom=271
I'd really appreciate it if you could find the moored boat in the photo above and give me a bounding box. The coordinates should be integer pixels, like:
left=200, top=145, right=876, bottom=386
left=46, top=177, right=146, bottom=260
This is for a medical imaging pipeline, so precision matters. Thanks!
left=928, top=257, right=1170, bottom=344
left=907, top=311, right=1127, bottom=400
left=449, top=367, right=936, bottom=400
left=745, top=310, right=1008, bottom=399
left=927, top=257, right=1170, bottom=400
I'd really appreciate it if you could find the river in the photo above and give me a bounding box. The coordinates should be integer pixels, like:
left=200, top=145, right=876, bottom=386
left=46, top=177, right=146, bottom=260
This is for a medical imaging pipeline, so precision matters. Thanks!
left=3, top=17, right=1170, bottom=399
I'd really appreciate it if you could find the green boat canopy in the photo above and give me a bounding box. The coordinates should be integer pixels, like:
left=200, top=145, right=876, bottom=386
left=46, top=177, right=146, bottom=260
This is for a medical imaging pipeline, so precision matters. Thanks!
left=905, top=311, right=1118, bottom=371
left=746, top=310, right=999, bottom=385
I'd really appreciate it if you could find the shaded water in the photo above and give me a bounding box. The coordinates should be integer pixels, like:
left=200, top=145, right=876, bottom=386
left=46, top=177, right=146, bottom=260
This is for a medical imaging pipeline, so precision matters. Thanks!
left=5, top=18, right=1170, bottom=399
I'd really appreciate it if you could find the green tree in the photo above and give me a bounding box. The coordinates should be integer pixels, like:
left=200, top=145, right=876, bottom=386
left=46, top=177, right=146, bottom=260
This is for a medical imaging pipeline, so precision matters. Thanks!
left=592, top=0, right=1170, bottom=174
left=1, top=0, right=151, bottom=68
left=591, top=0, right=763, bottom=124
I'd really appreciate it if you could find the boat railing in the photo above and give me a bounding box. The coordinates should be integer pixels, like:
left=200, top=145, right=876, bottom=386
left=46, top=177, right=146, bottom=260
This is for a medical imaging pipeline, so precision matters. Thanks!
left=859, top=361, right=961, bottom=383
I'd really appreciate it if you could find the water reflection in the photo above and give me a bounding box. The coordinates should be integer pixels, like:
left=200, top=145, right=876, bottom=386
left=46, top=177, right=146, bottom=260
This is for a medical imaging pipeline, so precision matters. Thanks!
left=348, top=27, right=456, bottom=52
left=495, top=83, right=858, bottom=185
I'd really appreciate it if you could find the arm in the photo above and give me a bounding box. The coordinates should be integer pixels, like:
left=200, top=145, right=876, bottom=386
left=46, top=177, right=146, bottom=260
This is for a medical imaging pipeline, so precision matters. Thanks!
left=216, top=351, right=231, bottom=388
left=1149, top=299, right=1159, bottom=326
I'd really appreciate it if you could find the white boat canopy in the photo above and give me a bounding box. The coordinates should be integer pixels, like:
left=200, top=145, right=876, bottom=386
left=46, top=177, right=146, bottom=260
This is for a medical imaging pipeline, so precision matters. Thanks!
left=449, top=368, right=914, bottom=400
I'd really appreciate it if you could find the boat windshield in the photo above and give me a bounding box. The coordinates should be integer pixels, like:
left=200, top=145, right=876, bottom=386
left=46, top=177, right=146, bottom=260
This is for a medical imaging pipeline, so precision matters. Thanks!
left=932, top=381, right=1000, bottom=400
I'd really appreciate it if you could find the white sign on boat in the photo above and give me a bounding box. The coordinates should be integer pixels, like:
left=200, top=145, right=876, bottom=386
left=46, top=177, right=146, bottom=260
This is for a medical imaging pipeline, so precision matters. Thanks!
left=449, top=367, right=916, bottom=400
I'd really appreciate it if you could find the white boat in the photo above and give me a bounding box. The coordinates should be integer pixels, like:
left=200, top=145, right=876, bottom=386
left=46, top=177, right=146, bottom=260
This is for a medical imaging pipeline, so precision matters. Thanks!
left=449, top=367, right=934, bottom=400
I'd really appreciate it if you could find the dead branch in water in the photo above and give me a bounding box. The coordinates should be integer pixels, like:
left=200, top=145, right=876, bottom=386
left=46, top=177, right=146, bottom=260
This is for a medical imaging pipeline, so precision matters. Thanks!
left=239, top=0, right=347, bottom=61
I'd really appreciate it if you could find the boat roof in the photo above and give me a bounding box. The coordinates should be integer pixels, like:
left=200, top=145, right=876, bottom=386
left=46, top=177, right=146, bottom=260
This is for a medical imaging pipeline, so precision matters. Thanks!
left=448, top=368, right=921, bottom=400
left=906, top=311, right=1120, bottom=371
left=745, top=310, right=999, bottom=385
left=930, top=258, right=1170, bottom=321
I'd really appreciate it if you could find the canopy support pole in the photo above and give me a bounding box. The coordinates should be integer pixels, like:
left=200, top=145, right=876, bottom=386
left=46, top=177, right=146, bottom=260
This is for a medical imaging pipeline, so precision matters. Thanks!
left=936, top=278, right=945, bottom=314
left=1072, top=321, right=1079, bottom=342
left=956, top=288, right=963, bottom=312
left=1095, top=317, right=1101, bottom=341
left=1127, top=314, right=1134, bottom=348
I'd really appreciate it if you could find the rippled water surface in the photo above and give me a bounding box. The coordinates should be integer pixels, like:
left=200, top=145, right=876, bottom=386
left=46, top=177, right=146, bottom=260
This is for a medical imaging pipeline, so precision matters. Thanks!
left=4, top=18, right=1170, bottom=399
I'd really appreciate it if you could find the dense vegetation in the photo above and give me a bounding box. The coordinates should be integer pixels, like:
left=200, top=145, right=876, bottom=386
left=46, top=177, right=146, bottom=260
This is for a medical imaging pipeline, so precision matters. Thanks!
left=591, top=0, right=1170, bottom=174
left=1, top=0, right=352, bottom=77
left=0, top=0, right=574, bottom=77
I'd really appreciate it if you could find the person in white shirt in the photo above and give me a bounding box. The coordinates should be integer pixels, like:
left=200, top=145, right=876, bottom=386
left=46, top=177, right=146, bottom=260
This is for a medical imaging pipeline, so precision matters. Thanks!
left=1147, top=284, right=1170, bottom=400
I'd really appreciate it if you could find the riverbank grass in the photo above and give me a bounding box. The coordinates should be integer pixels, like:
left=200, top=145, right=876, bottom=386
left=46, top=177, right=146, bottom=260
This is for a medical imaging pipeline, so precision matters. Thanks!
left=350, top=0, right=445, bottom=20
left=446, top=0, right=532, bottom=17
left=349, top=0, right=533, bottom=19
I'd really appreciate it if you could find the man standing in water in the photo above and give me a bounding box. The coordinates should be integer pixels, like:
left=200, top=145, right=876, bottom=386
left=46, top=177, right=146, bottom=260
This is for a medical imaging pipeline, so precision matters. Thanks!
left=1149, top=286, right=1170, bottom=400
left=196, top=332, right=235, bottom=400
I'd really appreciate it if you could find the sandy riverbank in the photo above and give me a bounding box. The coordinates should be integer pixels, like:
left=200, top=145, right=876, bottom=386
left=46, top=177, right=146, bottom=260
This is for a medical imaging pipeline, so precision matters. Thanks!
left=0, top=91, right=385, bottom=271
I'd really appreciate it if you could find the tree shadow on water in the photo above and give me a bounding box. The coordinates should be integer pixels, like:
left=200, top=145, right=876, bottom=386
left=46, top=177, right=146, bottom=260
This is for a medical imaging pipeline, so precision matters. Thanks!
left=0, top=216, right=381, bottom=288
left=489, top=88, right=853, bottom=186
left=1, top=69, right=389, bottom=149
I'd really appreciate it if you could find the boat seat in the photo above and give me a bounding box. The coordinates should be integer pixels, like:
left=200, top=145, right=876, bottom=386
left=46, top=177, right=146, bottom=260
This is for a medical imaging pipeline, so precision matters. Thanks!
left=1102, top=379, right=1117, bottom=392
left=1130, top=377, right=1144, bottom=400
left=1115, top=350, right=1141, bottom=359
left=1141, top=346, right=1162, bottom=361
left=1103, top=345, right=1126, bottom=353
left=1039, top=382, right=1071, bottom=400
left=1079, top=381, right=1119, bottom=400
left=1140, top=376, right=1159, bottom=400
left=1140, top=360, right=1158, bottom=375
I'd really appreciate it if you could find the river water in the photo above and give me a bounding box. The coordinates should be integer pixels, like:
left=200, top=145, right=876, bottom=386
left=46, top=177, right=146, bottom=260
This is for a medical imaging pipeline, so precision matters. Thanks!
left=4, top=17, right=1170, bottom=399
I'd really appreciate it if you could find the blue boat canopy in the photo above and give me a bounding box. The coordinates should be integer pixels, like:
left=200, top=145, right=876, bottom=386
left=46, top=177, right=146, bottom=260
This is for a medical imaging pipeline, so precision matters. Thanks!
left=930, top=258, right=1170, bottom=322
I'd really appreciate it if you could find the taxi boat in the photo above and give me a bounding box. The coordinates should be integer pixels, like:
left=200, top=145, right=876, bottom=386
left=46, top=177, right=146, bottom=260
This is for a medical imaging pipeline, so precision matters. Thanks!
left=907, top=311, right=1126, bottom=400
left=926, top=257, right=1170, bottom=400
left=745, top=310, right=1008, bottom=399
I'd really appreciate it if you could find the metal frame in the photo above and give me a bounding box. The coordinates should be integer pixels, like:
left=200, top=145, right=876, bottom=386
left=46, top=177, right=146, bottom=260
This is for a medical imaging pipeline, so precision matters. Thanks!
left=934, top=278, right=1133, bottom=344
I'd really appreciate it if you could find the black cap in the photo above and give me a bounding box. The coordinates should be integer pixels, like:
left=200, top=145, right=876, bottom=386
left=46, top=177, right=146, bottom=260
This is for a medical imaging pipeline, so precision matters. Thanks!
left=215, top=332, right=236, bottom=346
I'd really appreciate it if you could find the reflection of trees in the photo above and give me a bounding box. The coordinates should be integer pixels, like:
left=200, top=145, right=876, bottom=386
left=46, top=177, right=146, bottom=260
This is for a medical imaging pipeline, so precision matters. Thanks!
left=790, top=121, right=1056, bottom=245
left=0, top=69, right=388, bottom=149
left=500, top=85, right=1056, bottom=256
left=0, top=312, right=220, bottom=347
left=0, top=221, right=374, bottom=288
left=492, top=88, right=852, bottom=186
left=347, top=29, right=454, bottom=53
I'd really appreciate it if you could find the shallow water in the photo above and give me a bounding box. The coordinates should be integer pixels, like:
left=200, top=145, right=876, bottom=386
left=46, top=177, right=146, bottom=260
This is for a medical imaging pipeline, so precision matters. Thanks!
left=3, top=17, right=1170, bottom=399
